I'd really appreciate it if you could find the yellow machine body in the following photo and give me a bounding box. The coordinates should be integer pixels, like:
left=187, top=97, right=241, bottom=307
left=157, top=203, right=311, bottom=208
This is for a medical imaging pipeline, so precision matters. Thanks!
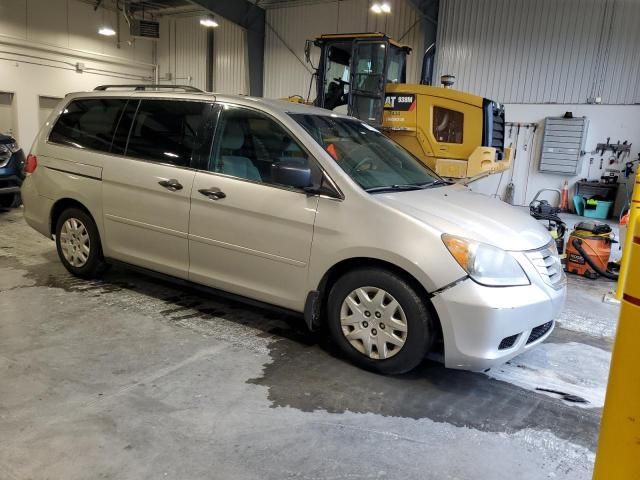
left=296, top=32, right=512, bottom=179
left=382, top=83, right=512, bottom=178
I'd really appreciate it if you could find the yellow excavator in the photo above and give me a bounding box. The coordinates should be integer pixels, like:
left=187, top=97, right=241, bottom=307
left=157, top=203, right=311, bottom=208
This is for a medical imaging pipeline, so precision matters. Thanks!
left=292, top=32, right=512, bottom=179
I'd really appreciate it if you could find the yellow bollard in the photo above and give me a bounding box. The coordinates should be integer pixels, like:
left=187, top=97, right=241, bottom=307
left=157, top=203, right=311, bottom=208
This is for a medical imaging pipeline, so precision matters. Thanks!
left=616, top=178, right=640, bottom=298
left=593, top=222, right=640, bottom=479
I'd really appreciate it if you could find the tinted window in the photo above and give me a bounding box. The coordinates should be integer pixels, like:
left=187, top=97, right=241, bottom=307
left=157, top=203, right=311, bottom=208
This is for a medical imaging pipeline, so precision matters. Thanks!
left=433, top=106, right=464, bottom=144
left=111, top=100, right=139, bottom=155
left=49, top=98, right=126, bottom=152
left=125, top=100, right=211, bottom=167
left=210, top=106, right=312, bottom=187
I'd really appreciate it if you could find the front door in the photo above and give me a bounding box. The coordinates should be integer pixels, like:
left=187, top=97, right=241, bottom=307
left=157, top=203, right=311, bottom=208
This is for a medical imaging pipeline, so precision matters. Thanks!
left=188, top=104, right=319, bottom=311
left=102, top=99, right=213, bottom=279
left=348, top=39, right=388, bottom=126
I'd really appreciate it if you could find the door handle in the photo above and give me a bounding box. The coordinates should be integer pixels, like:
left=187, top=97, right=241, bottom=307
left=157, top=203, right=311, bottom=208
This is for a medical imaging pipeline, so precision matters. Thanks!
left=158, top=179, right=183, bottom=191
left=198, top=187, right=226, bottom=200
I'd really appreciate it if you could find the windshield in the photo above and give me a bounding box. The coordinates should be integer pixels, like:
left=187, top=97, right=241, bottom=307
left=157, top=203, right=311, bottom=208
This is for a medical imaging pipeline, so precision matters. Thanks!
left=290, top=114, right=443, bottom=192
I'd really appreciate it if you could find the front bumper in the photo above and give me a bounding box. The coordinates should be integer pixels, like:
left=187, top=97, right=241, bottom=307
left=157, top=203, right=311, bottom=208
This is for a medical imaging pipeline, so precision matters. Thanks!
left=432, top=277, right=566, bottom=371
left=0, top=150, right=25, bottom=194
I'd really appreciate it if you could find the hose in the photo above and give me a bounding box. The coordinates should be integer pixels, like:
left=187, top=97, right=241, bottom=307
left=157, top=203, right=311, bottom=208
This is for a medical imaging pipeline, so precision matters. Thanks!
left=571, top=238, right=619, bottom=280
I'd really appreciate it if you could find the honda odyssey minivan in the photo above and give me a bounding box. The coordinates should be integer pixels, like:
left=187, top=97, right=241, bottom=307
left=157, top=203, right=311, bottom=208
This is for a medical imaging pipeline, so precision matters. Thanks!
left=21, top=86, right=566, bottom=374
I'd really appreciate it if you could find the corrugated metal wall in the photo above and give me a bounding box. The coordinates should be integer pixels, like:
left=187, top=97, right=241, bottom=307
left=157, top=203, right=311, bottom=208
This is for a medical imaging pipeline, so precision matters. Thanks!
left=213, top=16, right=249, bottom=95
left=158, top=14, right=249, bottom=94
left=436, top=0, right=640, bottom=104
left=158, top=15, right=208, bottom=90
left=263, top=0, right=425, bottom=99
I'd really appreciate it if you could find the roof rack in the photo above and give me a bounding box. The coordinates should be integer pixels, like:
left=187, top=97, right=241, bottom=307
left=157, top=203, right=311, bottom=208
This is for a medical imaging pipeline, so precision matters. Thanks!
left=94, top=84, right=204, bottom=93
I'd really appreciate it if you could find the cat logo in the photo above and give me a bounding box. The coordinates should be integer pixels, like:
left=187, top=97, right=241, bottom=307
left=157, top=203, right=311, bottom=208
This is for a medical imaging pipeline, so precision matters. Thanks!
left=384, top=94, right=416, bottom=111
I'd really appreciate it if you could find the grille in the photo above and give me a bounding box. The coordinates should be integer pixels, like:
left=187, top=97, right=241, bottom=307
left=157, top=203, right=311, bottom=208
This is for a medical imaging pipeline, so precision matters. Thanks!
left=527, top=321, right=554, bottom=344
left=498, top=334, right=519, bottom=350
left=525, top=242, right=565, bottom=289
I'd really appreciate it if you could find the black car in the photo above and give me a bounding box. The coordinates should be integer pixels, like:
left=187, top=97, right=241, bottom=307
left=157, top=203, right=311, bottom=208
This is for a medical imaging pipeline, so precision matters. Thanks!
left=0, top=133, right=25, bottom=208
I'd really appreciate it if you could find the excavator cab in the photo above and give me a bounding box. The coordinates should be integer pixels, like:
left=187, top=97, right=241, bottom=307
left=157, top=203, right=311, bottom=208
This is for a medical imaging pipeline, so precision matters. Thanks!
left=311, top=33, right=411, bottom=126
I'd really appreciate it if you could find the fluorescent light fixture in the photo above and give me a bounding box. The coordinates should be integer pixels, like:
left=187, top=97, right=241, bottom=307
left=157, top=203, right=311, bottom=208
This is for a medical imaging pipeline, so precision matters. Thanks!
left=371, top=2, right=391, bottom=13
left=98, top=26, right=116, bottom=36
left=200, top=16, right=219, bottom=28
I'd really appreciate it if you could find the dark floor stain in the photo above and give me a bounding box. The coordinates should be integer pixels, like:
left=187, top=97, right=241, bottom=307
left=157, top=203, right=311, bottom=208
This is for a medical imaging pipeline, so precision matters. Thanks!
left=247, top=334, right=601, bottom=452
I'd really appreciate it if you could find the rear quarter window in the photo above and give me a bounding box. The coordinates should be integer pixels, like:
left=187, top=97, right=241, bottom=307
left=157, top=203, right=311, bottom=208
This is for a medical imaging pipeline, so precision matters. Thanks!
left=49, top=98, right=127, bottom=152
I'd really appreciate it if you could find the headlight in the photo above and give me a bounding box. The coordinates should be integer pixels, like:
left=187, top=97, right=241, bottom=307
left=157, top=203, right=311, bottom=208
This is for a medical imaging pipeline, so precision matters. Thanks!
left=0, top=144, right=8, bottom=154
left=442, top=234, right=530, bottom=287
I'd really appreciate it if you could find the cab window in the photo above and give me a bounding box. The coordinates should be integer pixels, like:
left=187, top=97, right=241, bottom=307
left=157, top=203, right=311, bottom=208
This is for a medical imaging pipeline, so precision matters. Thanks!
left=210, top=106, right=314, bottom=189
left=433, top=106, right=464, bottom=144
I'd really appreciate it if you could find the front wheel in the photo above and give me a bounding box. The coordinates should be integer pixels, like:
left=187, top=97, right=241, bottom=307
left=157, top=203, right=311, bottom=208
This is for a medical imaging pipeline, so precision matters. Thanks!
left=327, top=268, right=434, bottom=374
left=55, top=208, right=108, bottom=278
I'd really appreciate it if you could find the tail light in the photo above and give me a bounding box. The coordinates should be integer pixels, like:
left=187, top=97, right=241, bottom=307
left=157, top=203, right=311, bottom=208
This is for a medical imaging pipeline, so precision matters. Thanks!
left=25, top=154, right=37, bottom=174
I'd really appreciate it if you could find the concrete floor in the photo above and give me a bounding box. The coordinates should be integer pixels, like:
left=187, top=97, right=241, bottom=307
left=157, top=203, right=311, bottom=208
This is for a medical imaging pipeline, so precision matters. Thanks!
left=0, top=207, right=620, bottom=480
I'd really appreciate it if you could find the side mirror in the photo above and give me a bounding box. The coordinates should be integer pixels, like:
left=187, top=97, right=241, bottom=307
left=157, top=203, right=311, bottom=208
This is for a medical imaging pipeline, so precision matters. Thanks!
left=271, top=160, right=313, bottom=189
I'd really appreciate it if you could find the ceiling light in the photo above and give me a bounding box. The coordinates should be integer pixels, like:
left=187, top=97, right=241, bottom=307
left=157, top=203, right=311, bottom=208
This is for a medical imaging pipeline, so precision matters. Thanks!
left=98, top=26, right=116, bottom=36
left=200, top=15, right=219, bottom=28
left=370, top=3, right=382, bottom=13
left=381, top=2, right=391, bottom=13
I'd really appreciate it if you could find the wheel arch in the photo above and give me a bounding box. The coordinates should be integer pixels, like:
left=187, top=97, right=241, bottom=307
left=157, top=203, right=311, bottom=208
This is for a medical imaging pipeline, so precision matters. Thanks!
left=50, top=198, right=97, bottom=236
left=308, top=257, right=443, bottom=342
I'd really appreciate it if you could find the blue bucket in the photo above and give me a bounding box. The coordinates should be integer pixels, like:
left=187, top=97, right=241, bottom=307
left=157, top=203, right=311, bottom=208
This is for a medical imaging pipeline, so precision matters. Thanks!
left=584, top=200, right=613, bottom=219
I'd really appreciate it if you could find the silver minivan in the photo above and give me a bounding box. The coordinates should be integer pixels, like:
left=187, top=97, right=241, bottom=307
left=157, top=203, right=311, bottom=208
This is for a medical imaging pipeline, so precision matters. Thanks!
left=21, top=87, right=566, bottom=374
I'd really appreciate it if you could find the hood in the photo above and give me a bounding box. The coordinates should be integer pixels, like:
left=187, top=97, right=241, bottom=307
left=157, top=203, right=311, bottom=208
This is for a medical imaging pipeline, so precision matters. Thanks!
left=374, top=184, right=552, bottom=251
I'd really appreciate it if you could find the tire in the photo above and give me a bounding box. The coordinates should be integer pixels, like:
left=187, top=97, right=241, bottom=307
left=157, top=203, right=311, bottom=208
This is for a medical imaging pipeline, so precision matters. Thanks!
left=0, top=193, right=20, bottom=209
left=55, top=207, right=108, bottom=278
left=327, top=267, right=434, bottom=374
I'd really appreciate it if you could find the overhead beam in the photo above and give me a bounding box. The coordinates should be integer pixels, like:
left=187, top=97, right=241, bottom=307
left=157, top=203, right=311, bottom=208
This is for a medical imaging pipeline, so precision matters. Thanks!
left=189, top=0, right=265, bottom=96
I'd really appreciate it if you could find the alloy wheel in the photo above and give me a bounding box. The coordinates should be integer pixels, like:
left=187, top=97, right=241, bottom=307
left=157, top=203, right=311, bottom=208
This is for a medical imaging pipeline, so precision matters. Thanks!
left=59, top=218, right=91, bottom=268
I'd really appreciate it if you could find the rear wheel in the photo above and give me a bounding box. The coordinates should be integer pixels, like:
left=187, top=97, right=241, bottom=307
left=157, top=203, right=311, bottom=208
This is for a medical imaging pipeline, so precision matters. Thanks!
left=327, top=268, right=434, bottom=374
left=55, top=208, right=108, bottom=278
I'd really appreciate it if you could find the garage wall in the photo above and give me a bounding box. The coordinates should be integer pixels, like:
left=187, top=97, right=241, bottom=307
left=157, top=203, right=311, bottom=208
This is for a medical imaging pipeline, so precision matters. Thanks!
left=468, top=104, right=640, bottom=215
left=263, top=0, right=426, bottom=99
left=213, top=16, right=248, bottom=96
left=435, top=0, right=640, bottom=104
left=158, top=15, right=208, bottom=90
left=157, top=13, right=249, bottom=95
left=0, top=0, right=155, bottom=149
left=436, top=0, right=640, bottom=216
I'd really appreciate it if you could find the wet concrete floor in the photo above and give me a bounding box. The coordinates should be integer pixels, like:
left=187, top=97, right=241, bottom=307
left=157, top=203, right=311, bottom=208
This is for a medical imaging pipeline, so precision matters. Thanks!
left=0, top=207, right=620, bottom=479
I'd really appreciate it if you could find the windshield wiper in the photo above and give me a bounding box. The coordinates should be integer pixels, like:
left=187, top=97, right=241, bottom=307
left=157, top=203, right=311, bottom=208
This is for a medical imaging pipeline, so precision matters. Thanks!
left=364, top=184, right=425, bottom=193
left=365, top=180, right=450, bottom=193
left=420, top=179, right=451, bottom=188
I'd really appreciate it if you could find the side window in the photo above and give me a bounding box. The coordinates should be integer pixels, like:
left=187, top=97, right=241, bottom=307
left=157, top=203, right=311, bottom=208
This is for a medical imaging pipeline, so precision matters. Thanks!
left=433, top=106, right=464, bottom=144
left=210, top=107, right=311, bottom=188
left=49, top=98, right=127, bottom=152
left=125, top=100, right=211, bottom=167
